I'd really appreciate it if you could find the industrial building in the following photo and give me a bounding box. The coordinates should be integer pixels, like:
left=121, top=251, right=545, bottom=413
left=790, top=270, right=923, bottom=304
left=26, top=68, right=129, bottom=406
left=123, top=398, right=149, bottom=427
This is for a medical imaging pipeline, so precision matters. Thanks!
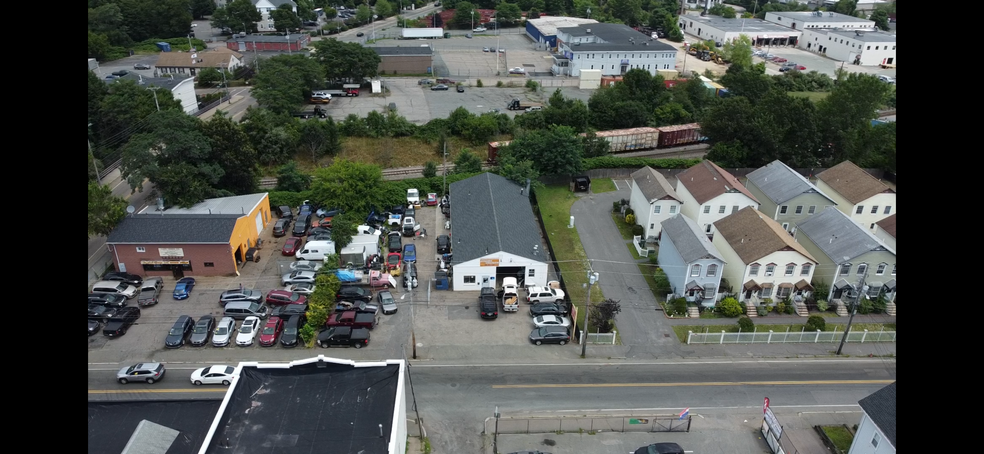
left=525, top=16, right=599, bottom=51
left=764, top=10, right=875, bottom=31
left=225, top=33, right=310, bottom=52
left=679, top=15, right=802, bottom=47
left=372, top=46, right=434, bottom=75
left=155, top=47, right=244, bottom=77
left=551, top=23, right=677, bottom=77
left=801, top=29, right=896, bottom=66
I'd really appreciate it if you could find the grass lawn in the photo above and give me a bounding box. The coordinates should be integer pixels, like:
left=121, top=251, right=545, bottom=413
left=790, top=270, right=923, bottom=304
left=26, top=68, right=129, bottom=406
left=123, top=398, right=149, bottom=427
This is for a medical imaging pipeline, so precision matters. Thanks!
left=670, top=322, right=897, bottom=343
left=287, top=136, right=511, bottom=173
left=590, top=178, right=617, bottom=193
left=610, top=212, right=635, bottom=240
left=788, top=91, right=831, bottom=102
left=822, top=425, right=854, bottom=452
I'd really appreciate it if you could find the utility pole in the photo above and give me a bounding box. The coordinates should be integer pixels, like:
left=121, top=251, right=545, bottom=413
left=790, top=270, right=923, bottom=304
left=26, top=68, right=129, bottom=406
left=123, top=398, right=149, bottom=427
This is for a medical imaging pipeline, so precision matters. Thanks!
left=148, top=87, right=161, bottom=111
left=88, top=123, right=100, bottom=181
left=442, top=141, right=447, bottom=194
left=836, top=272, right=868, bottom=355
left=581, top=270, right=599, bottom=358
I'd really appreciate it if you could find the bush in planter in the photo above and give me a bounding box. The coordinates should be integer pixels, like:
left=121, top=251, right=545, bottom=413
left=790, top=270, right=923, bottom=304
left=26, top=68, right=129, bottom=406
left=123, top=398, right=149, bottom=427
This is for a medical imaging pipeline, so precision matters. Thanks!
left=776, top=301, right=786, bottom=314
left=858, top=297, right=874, bottom=314
left=736, top=315, right=754, bottom=331
left=671, top=297, right=688, bottom=316
left=624, top=207, right=635, bottom=217
left=756, top=305, right=768, bottom=316
left=632, top=224, right=644, bottom=236
left=625, top=213, right=636, bottom=225
left=805, top=315, right=826, bottom=331
left=872, top=294, right=887, bottom=313
left=718, top=297, right=743, bottom=317
left=816, top=299, right=829, bottom=312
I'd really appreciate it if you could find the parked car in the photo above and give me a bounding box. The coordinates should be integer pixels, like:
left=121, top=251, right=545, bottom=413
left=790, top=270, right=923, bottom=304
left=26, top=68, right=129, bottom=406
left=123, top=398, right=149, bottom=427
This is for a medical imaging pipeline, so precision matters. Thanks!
left=456, top=84, right=465, bottom=93
left=426, top=193, right=439, bottom=206
left=89, top=320, right=101, bottom=336
left=377, top=290, right=398, bottom=315
left=430, top=84, right=449, bottom=91
left=236, top=316, right=260, bottom=346
left=173, top=277, right=196, bottom=300
left=298, top=201, right=314, bottom=217
left=270, top=303, right=308, bottom=320
left=133, top=63, right=152, bottom=70
left=436, top=235, right=451, bottom=254
left=104, top=272, right=143, bottom=286
left=266, top=290, right=308, bottom=306
left=117, top=362, right=165, bottom=384
left=112, top=69, right=130, bottom=77
left=530, top=302, right=566, bottom=317
left=529, top=326, right=571, bottom=345
left=508, top=67, right=525, bottom=74
left=387, top=232, right=402, bottom=251
left=89, top=293, right=128, bottom=308
left=219, top=288, right=263, bottom=305
left=258, top=317, right=284, bottom=346
left=527, top=285, right=565, bottom=304
left=190, top=365, right=236, bottom=386
left=102, top=307, right=141, bottom=337
left=290, top=260, right=324, bottom=272
left=356, top=32, right=364, bottom=37
left=633, top=442, right=685, bottom=454
left=189, top=315, right=215, bottom=346
left=292, top=214, right=310, bottom=236
left=280, top=314, right=306, bottom=348
left=88, top=304, right=118, bottom=321
left=282, top=270, right=318, bottom=286
left=533, top=314, right=571, bottom=328
left=285, top=282, right=316, bottom=295
left=335, top=300, right=379, bottom=315
left=283, top=236, right=304, bottom=256
left=273, top=218, right=291, bottom=237
left=336, top=286, right=372, bottom=303
left=402, top=243, right=417, bottom=262
left=212, top=317, right=236, bottom=347
left=418, top=78, right=434, bottom=85
left=317, top=326, right=370, bottom=348
left=137, top=277, right=163, bottom=306
left=277, top=205, right=293, bottom=219
left=92, top=280, right=138, bottom=299
left=483, top=47, right=491, bottom=52
left=164, top=315, right=195, bottom=348
left=317, top=207, right=343, bottom=218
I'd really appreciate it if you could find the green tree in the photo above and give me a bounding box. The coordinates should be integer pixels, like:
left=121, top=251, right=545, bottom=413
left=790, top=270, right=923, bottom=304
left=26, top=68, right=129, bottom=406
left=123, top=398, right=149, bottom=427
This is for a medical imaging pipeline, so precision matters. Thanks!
left=453, top=150, right=483, bottom=174
left=356, top=4, right=372, bottom=23
left=98, top=79, right=183, bottom=151
left=197, top=67, right=223, bottom=86
left=496, top=2, right=523, bottom=25
left=451, top=2, right=476, bottom=28
left=252, top=54, right=326, bottom=114
left=869, top=9, right=890, bottom=31
left=88, top=181, right=127, bottom=237
left=202, top=113, right=259, bottom=195
left=276, top=161, right=311, bottom=192
left=721, top=35, right=753, bottom=68
left=422, top=161, right=438, bottom=178
left=271, top=3, right=302, bottom=32
left=503, top=125, right=583, bottom=176
left=241, top=107, right=300, bottom=165
left=375, top=0, right=394, bottom=17
left=833, top=0, right=857, bottom=16
left=588, top=298, right=621, bottom=333
left=461, top=115, right=499, bottom=143
left=607, top=0, right=643, bottom=25
left=581, top=131, right=611, bottom=158
left=650, top=102, right=693, bottom=127
left=191, top=0, right=216, bottom=19
left=88, top=30, right=112, bottom=60
left=299, top=118, right=335, bottom=160
left=310, top=159, right=386, bottom=214
left=224, top=0, right=263, bottom=32
left=816, top=73, right=891, bottom=165
left=296, top=0, right=318, bottom=20
left=494, top=151, right=539, bottom=186
left=651, top=267, right=671, bottom=296
left=311, top=39, right=381, bottom=84
left=88, top=71, right=109, bottom=143
left=719, top=66, right=772, bottom=103
left=709, top=4, right=737, bottom=18
left=329, top=212, right=357, bottom=251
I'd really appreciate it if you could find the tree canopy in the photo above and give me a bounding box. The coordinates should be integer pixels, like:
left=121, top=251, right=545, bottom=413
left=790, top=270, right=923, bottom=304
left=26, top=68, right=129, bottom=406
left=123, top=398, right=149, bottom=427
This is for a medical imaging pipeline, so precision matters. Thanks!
left=311, top=39, right=381, bottom=84
left=252, top=54, right=326, bottom=114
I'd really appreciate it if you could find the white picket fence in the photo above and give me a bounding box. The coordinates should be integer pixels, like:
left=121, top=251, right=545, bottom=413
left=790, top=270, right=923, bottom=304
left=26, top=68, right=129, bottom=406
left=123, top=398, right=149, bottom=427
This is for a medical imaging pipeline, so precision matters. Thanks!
left=686, top=328, right=896, bottom=344
left=581, top=330, right=618, bottom=345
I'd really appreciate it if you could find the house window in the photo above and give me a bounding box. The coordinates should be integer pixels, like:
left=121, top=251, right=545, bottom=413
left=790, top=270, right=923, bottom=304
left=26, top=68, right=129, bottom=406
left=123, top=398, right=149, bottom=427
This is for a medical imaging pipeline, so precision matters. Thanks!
left=703, top=205, right=711, bottom=214
left=782, top=222, right=790, bottom=231
left=765, top=265, right=776, bottom=276
left=718, top=206, right=726, bottom=214
left=650, top=223, right=655, bottom=229
left=871, top=433, right=880, bottom=448
left=884, top=206, right=892, bottom=215
left=707, top=264, right=718, bottom=277
left=870, top=206, right=879, bottom=214
left=855, top=206, right=864, bottom=214
left=867, top=285, right=882, bottom=298
left=840, top=263, right=851, bottom=275
left=690, top=264, right=702, bottom=277
left=777, top=286, right=792, bottom=299
left=761, top=287, right=773, bottom=298
left=779, top=206, right=788, bottom=214
left=136, top=247, right=146, bottom=253
left=464, top=276, right=477, bottom=284
left=654, top=205, right=661, bottom=214
left=801, top=264, right=811, bottom=276
left=876, top=263, right=887, bottom=275
left=857, top=263, right=868, bottom=276
left=795, top=206, right=803, bottom=214
left=891, top=264, right=896, bottom=275
left=528, top=269, right=535, bottom=277
left=808, top=206, right=816, bottom=215
left=732, top=206, right=739, bottom=214
left=705, top=224, right=712, bottom=233
left=204, top=262, right=215, bottom=267
left=750, top=264, right=760, bottom=276
left=669, top=205, right=677, bottom=214
left=704, top=283, right=717, bottom=296
left=784, top=264, right=795, bottom=276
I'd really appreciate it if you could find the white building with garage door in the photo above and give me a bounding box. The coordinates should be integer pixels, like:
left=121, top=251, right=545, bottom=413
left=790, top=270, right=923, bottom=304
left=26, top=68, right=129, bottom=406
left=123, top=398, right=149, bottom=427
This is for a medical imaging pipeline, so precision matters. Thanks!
left=679, top=15, right=802, bottom=47
left=448, top=173, right=549, bottom=291
left=801, top=29, right=896, bottom=66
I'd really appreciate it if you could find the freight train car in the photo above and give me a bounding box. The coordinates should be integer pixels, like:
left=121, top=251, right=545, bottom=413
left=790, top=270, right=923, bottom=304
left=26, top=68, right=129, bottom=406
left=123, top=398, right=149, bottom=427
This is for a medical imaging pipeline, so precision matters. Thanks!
left=486, top=124, right=706, bottom=164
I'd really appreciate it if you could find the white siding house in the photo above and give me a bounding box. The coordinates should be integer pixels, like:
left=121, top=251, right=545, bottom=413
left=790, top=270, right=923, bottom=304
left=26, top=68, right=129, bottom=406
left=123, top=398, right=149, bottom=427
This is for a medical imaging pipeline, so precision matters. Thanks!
left=676, top=161, right=759, bottom=237
left=815, top=161, right=896, bottom=231
left=629, top=167, right=682, bottom=240
left=254, top=0, right=298, bottom=32
left=848, top=382, right=896, bottom=454
left=658, top=215, right=726, bottom=307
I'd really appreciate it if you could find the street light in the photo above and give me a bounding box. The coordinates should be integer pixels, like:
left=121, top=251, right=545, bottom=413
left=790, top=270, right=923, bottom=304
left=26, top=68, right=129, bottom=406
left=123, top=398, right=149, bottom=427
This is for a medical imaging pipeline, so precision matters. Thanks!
left=471, top=10, right=474, bottom=32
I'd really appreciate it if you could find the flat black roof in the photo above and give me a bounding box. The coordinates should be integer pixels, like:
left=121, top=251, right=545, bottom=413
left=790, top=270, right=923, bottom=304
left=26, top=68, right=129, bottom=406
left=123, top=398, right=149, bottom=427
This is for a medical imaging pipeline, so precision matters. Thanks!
left=371, top=46, right=434, bottom=56
left=88, top=400, right=222, bottom=454
left=204, top=361, right=401, bottom=454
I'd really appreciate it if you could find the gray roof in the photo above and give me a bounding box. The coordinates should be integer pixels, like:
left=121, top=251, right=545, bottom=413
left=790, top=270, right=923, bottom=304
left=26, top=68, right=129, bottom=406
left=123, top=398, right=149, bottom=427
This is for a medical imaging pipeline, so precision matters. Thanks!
left=858, top=382, right=896, bottom=448
left=795, top=207, right=895, bottom=263
left=745, top=160, right=835, bottom=205
left=254, top=0, right=297, bottom=7
left=631, top=167, right=680, bottom=203
left=371, top=46, right=434, bottom=56
left=107, top=214, right=241, bottom=244
left=828, top=30, right=897, bottom=43
left=771, top=11, right=874, bottom=23
left=683, top=16, right=799, bottom=34
left=660, top=215, right=725, bottom=263
left=557, top=23, right=677, bottom=52
left=162, top=193, right=267, bottom=216
left=109, top=74, right=194, bottom=91
left=449, top=173, right=544, bottom=264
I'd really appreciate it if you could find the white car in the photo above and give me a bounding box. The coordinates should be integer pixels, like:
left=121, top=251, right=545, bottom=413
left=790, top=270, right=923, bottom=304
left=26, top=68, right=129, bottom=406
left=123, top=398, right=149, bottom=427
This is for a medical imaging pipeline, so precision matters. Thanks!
left=509, top=67, right=525, bottom=74
left=533, top=314, right=571, bottom=329
left=212, top=317, right=236, bottom=347
left=290, top=260, right=324, bottom=272
left=282, top=270, right=317, bottom=286
left=236, top=317, right=260, bottom=346
left=285, top=282, right=316, bottom=295
left=473, top=26, right=486, bottom=32
left=878, top=75, right=895, bottom=84
left=190, top=365, right=236, bottom=386
left=407, top=188, right=420, bottom=206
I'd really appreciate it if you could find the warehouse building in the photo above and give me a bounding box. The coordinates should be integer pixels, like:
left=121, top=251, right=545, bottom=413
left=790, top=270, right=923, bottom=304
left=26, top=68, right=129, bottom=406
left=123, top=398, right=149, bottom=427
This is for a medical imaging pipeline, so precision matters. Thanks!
left=764, top=10, right=875, bottom=31
left=526, top=16, right=598, bottom=51
left=449, top=173, right=549, bottom=291
left=679, top=15, right=802, bottom=47
left=372, top=46, right=434, bottom=75
left=552, top=23, right=677, bottom=77
left=800, top=29, right=896, bottom=66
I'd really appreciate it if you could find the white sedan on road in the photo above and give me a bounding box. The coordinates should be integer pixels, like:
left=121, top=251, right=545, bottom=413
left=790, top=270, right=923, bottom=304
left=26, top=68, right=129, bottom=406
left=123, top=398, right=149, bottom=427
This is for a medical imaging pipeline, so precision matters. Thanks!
left=533, top=315, right=571, bottom=329
left=236, top=317, right=260, bottom=346
left=190, top=365, right=236, bottom=385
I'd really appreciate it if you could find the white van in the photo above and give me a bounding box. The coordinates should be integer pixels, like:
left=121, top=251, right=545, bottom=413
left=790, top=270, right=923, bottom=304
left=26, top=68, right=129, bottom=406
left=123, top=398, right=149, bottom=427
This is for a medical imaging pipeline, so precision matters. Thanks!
left=295, top=240, right=336, bottom=260
left=92, top=280, right=138, bottom=299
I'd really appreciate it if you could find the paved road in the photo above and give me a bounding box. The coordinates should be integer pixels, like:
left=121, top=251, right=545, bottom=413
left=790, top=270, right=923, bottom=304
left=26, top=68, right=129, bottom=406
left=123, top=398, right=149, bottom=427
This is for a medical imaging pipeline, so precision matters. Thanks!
left=571, top=186, right=683, bottom=358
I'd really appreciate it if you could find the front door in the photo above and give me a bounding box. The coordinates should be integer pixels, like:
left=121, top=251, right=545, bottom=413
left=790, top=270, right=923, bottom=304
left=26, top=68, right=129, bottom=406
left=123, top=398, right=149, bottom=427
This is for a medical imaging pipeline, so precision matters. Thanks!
left=172, top=266, right=184, bottom=279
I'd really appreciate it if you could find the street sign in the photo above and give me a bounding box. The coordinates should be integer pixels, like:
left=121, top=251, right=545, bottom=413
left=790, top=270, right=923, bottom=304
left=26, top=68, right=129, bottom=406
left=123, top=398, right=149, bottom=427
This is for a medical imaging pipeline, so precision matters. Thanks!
left=678, top=408, right=690, bottom=420
left=763, top=397, right=770, bottom=414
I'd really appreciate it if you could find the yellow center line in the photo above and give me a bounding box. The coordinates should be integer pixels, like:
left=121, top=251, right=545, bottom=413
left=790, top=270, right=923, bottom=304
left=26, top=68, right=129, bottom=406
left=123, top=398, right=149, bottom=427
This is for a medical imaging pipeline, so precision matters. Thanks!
left=493, top=379, right=894, bottom=389
left=88, top=388, right=228, bottom=394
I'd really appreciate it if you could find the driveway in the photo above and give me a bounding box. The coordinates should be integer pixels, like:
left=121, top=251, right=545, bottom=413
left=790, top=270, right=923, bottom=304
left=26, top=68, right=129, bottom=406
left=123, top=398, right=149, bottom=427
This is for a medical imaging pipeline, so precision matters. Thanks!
left=570, top=184, right=685, bottom=359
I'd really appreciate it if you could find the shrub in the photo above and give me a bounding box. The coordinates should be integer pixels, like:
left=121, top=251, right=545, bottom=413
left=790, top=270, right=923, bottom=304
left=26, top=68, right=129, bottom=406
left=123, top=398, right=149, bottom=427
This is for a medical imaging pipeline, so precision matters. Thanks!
left=872, top=295, right=887, bottom=313
left=525, top=79, right=539, bottom=90
left=718, top=297, right=743, bottom=317
left=624, top=207, right=635, bottom=216
left=631, top=224, right=644, bottom=236
left=612, top=201, right=621, bottom=212
left=805, top=315, right=826, bottom=331
left=652, top=268, right=672, bottom=296
left=422, top=161, right=438, bottom=178
left=625, top=213, right=636, bottom=224
left=476, top=79, right=484, bottom=87
left=496, top=80, right=504, bottom=87
left=736, top=315, right=754, bottom=331
left=670, top=297, right=688, bottom=316
left=776, top=301, right=786, bottom=314
left=299, top=324, right=316, bottom=343
left=756, top=305, right=768, bottom=316
left=858, top=297, right=874, bottom=314
left=785, top=303, right=796, bottom=314
left=816, top=299, right=829, bottom=312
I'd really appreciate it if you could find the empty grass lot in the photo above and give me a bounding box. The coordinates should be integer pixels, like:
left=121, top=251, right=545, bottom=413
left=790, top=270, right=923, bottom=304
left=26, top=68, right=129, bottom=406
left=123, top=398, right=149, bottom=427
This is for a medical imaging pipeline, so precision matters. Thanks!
left=589, top=178, right=617, bottom=193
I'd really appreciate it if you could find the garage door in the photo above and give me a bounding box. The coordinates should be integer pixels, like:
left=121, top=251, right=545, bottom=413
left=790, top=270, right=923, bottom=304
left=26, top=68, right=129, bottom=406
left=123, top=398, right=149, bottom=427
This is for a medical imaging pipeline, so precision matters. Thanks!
left=255, top=212, right=263, bottom=234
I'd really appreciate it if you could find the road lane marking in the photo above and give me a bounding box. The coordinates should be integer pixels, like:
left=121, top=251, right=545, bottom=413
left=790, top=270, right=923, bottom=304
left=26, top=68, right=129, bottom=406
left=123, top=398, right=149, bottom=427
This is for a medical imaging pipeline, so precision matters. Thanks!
left=493, top=379, right=894, bottom=389
left=88, top=388, right=227, bottom=394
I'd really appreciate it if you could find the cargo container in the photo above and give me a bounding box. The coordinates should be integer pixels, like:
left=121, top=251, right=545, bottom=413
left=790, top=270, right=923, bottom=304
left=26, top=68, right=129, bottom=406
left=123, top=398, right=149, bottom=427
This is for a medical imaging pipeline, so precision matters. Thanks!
left=402, top=28, right=444, bottom=39
left=487, top=140, right=512, bottom=164
left=593, top=127, right=660, bottom=152
left=656, top=123, right=704, bottom=148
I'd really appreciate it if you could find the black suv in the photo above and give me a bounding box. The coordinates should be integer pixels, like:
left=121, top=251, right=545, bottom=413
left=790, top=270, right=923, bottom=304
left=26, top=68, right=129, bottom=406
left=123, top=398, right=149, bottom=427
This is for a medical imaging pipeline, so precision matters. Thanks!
left=280, top=314, right=307, bottom=348
left=278, top=205, right=293, bottom=220
left=530, top=302, right=566, bottom=317
left=103, top=307, right=141, bottom=337
left=437, top=235, right=451, bottom=254
left=479, top=291, right=497, bottom=320
left=293, top=214, right=310, bottom=236
left=88, top=304, right=118, bottom=321
left=270, top=303, right=308, bottom=319
left=164, top=315, right=195, bottom=348
left=336, top=286, right=373, bottom=303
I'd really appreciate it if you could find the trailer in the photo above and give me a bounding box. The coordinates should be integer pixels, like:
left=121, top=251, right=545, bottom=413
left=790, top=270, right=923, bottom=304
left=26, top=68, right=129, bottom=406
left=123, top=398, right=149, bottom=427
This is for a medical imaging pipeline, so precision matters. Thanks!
left=593, top=127, right=661, bottom=152
left=333, top=269, right=397, bottom=288
left=292, top=106, right=327, bottom=119
left=656, top=123, right=704, bottom=148
left=401, top=28, right=443, bottom=39
left=507, top=99, right=542, bottom=110
left=487, top=141, right=512, bottom=164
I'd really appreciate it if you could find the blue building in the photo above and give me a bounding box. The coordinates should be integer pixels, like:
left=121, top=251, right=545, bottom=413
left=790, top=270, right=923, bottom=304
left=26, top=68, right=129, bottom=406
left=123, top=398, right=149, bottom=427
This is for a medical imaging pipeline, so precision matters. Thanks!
left=658, top=215, right=726, bottom=307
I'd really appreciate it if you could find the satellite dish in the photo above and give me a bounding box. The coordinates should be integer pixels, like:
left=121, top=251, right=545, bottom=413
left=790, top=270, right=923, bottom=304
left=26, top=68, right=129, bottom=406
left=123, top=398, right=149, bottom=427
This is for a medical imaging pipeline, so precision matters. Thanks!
left=126, top=205, right=136, bottom=214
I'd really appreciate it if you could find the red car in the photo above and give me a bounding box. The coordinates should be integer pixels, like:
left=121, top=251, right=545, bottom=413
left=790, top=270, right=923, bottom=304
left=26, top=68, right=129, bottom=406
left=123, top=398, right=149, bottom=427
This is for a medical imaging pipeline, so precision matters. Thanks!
left=426, top=193, right=439, bottom=206
left=266, top=290, right=308, bottom=306
left=258, top=317, right=284, bottom=347
left=387, top=252, right=402, bottom=271
left=283, top=237, right=303, bottom=256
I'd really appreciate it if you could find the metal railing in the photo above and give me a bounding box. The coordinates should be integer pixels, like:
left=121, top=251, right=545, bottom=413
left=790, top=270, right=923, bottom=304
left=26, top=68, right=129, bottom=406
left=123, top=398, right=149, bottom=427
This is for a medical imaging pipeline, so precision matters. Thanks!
left=687, top=328, right=897, bottom=344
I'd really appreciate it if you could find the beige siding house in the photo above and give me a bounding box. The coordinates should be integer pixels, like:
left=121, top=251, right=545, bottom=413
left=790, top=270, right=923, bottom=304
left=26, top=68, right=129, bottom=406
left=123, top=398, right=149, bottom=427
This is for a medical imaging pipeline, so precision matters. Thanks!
left=676, top=161, right=759, bottom=237
left=815, top=161, right=896, bottom=231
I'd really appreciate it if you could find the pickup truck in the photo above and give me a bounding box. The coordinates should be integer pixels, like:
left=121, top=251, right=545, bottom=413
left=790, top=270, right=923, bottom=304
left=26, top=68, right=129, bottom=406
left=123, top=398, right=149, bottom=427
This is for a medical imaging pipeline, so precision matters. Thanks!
left=335, top=301, right=379, bottom=316
left=333, top=269, right=397, bottom=288
left=317, top=326, right=370, bottom=348
left=325, top=310, right=377, bottom=330
left=501, top=277, right=519, bottom=312
left=388, top=213, right=403, bottom=227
